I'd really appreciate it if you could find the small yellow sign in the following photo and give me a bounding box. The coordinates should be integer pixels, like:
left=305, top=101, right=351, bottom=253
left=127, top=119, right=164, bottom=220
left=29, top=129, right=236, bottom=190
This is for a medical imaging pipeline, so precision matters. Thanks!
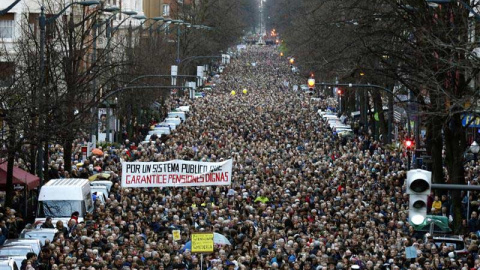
left=191, top=232, right=214, bottom=253
left=172, top=230, right=181, bottom=241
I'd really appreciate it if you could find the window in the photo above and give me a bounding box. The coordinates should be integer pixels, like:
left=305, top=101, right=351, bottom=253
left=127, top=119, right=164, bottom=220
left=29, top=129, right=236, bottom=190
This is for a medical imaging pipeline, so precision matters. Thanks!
left=0, top=62, right=14, bottom=87
left=162, top=4, right=170, bottom=17
left=0, top=20, right=14, bottom=39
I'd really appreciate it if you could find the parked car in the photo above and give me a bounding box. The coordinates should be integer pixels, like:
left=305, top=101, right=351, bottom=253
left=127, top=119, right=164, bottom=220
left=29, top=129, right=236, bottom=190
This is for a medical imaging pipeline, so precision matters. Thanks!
left=322, top=114, right=339, bottom=121
left=19, top=228, right=57, bottom=246
left=3, top=239, right=41, bottom=255
left=167, top=111, right=186, bottom=121
left=0, top=257, right=19, bottom=270
left=427, top=234, right=468, bottom=257
left=148, top=128, right=170, bottom=136
left=0, top=245, right=34, bottom=268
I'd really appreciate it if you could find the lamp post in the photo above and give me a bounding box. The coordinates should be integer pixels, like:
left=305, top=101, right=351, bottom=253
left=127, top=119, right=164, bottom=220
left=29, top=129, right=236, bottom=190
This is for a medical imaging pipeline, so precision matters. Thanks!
left=39, top=0, right=99, bottom=93
left=471, top=141, right=480, bottom=162
left=0, top=0, right=21, bottom=16
left=171, top=19, right=184, bottom=64
left=168, top=21, right=211, bottom=65
left=104, top=16, right=167, bottom=143
left=91, top=7, right=141, bottom=142
left=37, top=0, right=99, bottom=182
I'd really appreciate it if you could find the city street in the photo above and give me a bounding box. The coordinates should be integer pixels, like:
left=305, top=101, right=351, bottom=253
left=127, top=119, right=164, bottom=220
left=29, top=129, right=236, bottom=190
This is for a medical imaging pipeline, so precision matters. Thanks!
left=1, top=0, right=480, bottom=270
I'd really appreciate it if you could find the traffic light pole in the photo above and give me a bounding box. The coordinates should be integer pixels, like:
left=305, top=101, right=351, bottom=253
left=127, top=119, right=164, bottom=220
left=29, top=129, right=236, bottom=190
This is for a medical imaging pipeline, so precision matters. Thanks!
left=431, top=184, right=480, bottom=191
left=407, top=150, right=411, bottom=170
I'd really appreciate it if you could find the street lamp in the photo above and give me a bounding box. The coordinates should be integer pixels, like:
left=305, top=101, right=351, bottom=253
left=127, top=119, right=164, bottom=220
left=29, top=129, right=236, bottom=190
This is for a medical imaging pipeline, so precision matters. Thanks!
left=170, top=20, right=185, bottom=64
left=122, top=10, right=138, bottom=16
left=471, top=141, right=480, bottom=162
left=103, top=4, right=120, bottom=13
left=165, top=22, right=211, bottom=64
left=0, top=0, right=21, bottom=16
left=40, top=0, right=100, bottom=85
left=38, top=0, right=99, bottom=182
left=90, top=9, right=140, bottom=142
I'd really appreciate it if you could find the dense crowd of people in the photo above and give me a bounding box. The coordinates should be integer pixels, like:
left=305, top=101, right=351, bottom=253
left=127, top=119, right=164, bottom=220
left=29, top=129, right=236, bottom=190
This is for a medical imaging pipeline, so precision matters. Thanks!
left=3, top=45, right=480, bottom=270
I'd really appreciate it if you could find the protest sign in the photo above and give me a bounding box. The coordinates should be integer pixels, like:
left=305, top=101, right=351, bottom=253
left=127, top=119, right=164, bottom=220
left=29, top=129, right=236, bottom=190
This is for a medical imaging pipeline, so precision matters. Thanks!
left=121, top=159, right=232, bottom=188
left=191, top=232, right=214, bottom=253
left=172, top=230, right=181, bottom=241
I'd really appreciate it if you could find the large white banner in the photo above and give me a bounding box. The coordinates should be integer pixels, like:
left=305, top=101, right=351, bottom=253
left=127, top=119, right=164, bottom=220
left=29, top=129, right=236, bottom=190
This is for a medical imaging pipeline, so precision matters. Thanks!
left=121, top=159, right=233, bottom=188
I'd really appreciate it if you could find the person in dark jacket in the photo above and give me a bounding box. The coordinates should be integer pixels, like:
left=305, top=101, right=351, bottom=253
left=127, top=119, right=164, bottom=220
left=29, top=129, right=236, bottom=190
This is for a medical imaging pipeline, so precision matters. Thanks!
left=41, top=217, right=54, bottom=229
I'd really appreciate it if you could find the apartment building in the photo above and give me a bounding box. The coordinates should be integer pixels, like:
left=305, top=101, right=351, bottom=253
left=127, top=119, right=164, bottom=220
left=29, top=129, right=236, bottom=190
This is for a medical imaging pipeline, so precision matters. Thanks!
left=142, top=0, right=192, bottom=21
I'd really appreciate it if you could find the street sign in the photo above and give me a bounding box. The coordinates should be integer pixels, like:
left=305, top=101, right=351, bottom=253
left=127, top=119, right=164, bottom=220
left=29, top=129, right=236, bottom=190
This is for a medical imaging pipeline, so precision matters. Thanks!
left=171, top=65, right=178, bottom=85
left=81, top=146, right=88, bottom=161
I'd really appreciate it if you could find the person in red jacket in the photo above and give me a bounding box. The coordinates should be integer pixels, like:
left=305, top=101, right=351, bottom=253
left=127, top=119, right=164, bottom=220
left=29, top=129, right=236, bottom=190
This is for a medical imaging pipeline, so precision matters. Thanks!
left=70, top=211, right=79, bottom=224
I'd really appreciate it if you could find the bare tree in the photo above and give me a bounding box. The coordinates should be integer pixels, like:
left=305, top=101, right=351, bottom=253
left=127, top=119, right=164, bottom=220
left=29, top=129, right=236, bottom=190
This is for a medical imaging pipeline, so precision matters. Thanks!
left=269, top=0, right=480, bottom=232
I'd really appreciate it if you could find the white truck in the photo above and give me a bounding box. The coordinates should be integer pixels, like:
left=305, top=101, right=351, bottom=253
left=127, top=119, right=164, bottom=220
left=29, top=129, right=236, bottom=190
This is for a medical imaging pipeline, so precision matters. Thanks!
left=35, top=178, right=93, bottom=228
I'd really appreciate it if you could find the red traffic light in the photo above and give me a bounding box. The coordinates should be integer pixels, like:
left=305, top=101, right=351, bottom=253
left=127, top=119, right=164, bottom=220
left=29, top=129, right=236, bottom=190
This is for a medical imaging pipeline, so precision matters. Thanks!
left=337, top=88, right=343, bottom=95
left=404, top=139, right=414, bottom=149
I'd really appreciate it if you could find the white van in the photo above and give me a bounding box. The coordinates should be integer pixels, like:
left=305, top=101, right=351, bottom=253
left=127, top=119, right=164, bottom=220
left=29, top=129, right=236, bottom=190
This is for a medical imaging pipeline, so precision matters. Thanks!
left=167, top=111, right=186, bottom=121
left=177, top=106, right=190, bottom=112
left=164, top=118, right=181, bottom=126
left=322, top=114, right=339, bottom=120
left=157, top=122, right=177, bottom=130
left=35, top=178, right=93, bottom=228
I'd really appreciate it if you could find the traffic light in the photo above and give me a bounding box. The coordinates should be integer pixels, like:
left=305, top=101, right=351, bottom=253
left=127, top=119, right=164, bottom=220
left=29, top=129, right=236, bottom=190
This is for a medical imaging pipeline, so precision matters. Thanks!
left=307, top=78, right=315, bottom=90
left=337, top=88, right=343, bottom=96
left=407, top=169, right=432, bottom=225
left=404, top=138, right=414, bottom=150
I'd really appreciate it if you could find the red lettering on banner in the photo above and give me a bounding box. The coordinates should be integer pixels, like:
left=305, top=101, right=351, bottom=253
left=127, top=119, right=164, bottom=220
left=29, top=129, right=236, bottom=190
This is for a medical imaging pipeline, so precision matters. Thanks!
left=124, top=172, right=231, bottom=186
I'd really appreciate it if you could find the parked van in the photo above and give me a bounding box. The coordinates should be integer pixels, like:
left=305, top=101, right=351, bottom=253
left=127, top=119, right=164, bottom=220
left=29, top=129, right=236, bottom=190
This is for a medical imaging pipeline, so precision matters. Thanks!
left=157, top=122, right=177, bottom=130
left=91, top=185, right=109, bottom=198
left=164, top=118, right=181, bottom=126
left=167, top=111, right=186, bottom=121
left=35, top=179, right=93, bottom=228
left=177, top=106, right=190, bottom=112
